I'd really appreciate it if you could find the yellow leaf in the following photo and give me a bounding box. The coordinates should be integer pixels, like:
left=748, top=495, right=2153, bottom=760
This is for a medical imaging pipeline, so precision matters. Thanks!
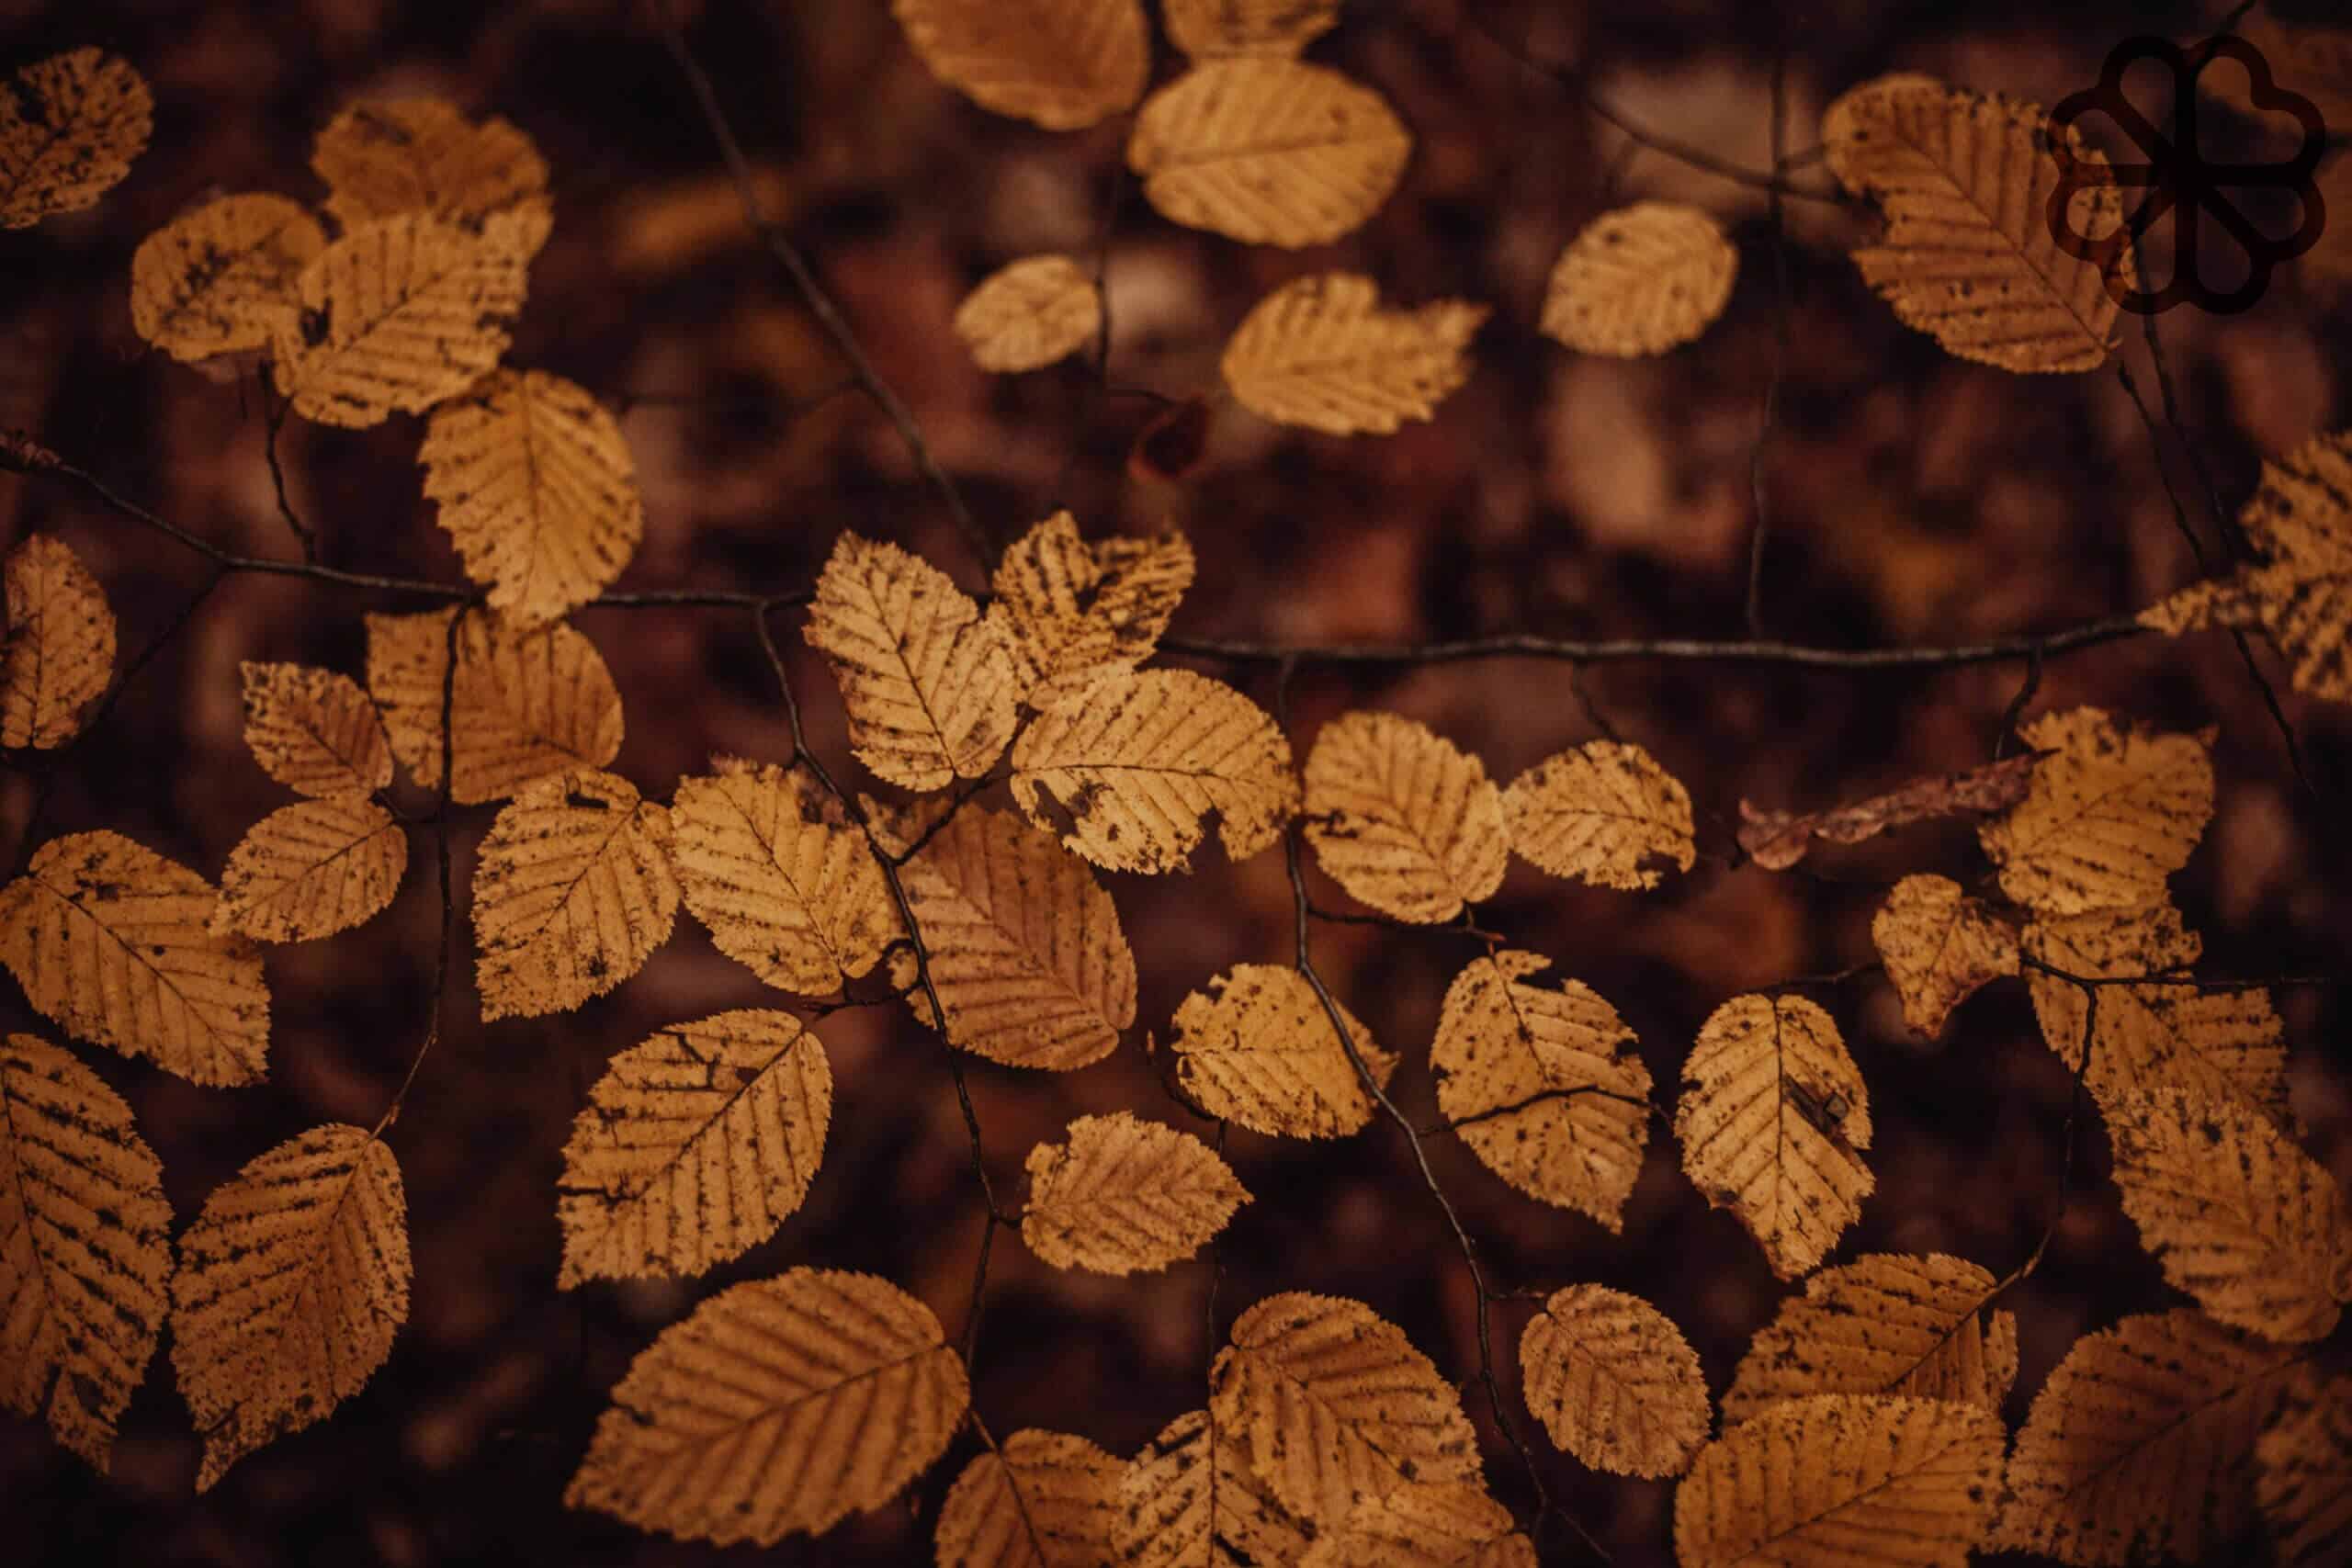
left=311, top=98, right=552, bottom=250
left=565, top=1268, right=968, bottom=1545
left=1167, top=964, right=1396, bottom=1138
left=803, top=533, right=1017, bottom=791
left=2105, top=1087, right=2351, bottom=1344
left=669, top=758, right=900, bottom=996
left=955, top=255, right=1102, bottom=373
left=872, top=800, right=1136, bottom=1069
left=1996, top=1309, right=2307, bottom=1564
left=270, top=210, right=533, bottom=428
left=1011, top=668, right=1297, bottom=874
left=238, top=660, right=392, bottom=797
left=1429, top=950, right=1651, bottom=1230
left=171, top=1124, right=410, bottom=1492
left=937, top=1428, right=1122, bottom=1568
left=1209, top=1291, right=1482, bottom=1525
left=1676, top=993, right=1873, bottom=1280
left=1737, top=752, right=2040, bottom=872
left=986, top=511, right=1194, bottom=710
left=2256, top=1372, right=2352, bottom=1567
left=1304, top=711, right=1508, bottom=923
left=556, top=1010, right=830, bottom=1288
left=213, top=797, right=406, bottom=943
left=1164, top=0, right=1338, bottom=60
left=130, top=194, right=325, bottom=364
left=0, top=50, right=150, bottom=228
left=2, top=534, right=115, bottom=750
left=1675, top=1394, right=2003, bottom=1567
left=1221, top=273, right=1486, bottom=435
left=366, top=607, right=624, bottom=805
left=1822, top=73, right=2129, bottom=373
left=1115, top=1407, right=1314, bottom=1568
left=419, top=368, right=644, bottom=627
left=1722, top=1252, right=2018, bottom=1422
left=1129, top=61, right=1409, bottom=247
left=0, top=1033, right=171, bottom=1472
left=1300, top=1482, right=1534, bottom=1568
left=0, top=830, right=270, bottom=1086
left=1520, top=1284, right=1711, bottom=1479
left=1870, top=874, right=2020, bottom=1039
left=1540, top=202, right=1738, bottom=357
left=1502, top=739, right=1695, bottom=890
left=1021, top=1111, right=1250, bottom=1274
left=472, top=769, right=680, bottom=1021
left=1980, top=706, right=2211, bottom=915
left=892, top=0, right=1149, bottom=130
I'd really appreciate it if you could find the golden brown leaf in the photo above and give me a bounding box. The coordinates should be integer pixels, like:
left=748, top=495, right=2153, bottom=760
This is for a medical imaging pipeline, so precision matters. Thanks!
left=238, top=660, right=392, bottom=797
left=0, top=831, right=269, bottom=1086
left=1540, top=203, right=1737, bottom=357
left=938, top=1428, right=1123, bottom=1568
left=1221, top=273, right=1486, bottom=435
left=0, top=50, right=150, bottom=228
left=212, top=797, right=406, bottom=943
left=893, top=0, right=1149, bottom=130
left=311, top=98, right=551, bottom=248
left=1502, top=739, right=1695, bottom=890
left=1722, top=1252, right=2018, bottom=1422
left=1164, top=0, right=1338, bottom=59
left=1981, top=706, right=2212, bottom=915
left=1301, top=1482, right=1535, bottom=1568
left=1129, top=61, right=1409, bottom=246
left=986, top=512, right=1193, bottom=710
left=1520, top=1285, right=1711, bottom=1479
left=1429, top=950, right=1651, bottom=1230
left=172, top=1124, right=410, bottom=1492
left=556, top=1010, right=831, bottom=1288
left=1822, top=74, right=2130, bottom=373
left=0, top=1033, right=171, bottom=1472
left=1209, top=1291, right=1481, bottom=1525
left=1011, top=668, right=1296, bottom=874
left=1676, top=994, right=1873, bottom=1280
left=565, top=1269, right=968, bottom=1544
left=2256, top=1372, right=2352, bottom=1567
left=1736, top=753, right=2039, bottom=871
left=955, top=255, right=1102, bottom=373
left=2, top=534, right=115, bottom=750
left=1021, top=1111, right=1250, bottom=1274
left=130, top=194, right=324, bottom=364
left=1871, top=874, right=2021, bottom=1039
left=1166, top=964, right=1396, bottom=1138
left=1675, top=1394, right=2003, bottom=1567
left=1304, top=711, right=1508, bottom=923
left=1114, top=1407, right=1314, bottom=1568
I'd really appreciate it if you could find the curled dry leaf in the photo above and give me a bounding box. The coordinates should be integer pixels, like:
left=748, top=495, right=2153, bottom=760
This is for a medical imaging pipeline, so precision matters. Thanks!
left=669, top=758, right=899, bottom=996
left=1996, top=1309, right=2307, bottom=1563
left=2, top=534, right=116, bottom=750
left=937, top=1428, right=1123, bottom=1568
left=1304, top=711, right=1508, bottom=923
left=311, top=98, right=552, bottom=251
left=1871, top=874, right=2020, bottom=1039
left=1166, top=964, right=1396, bottom=1138
left=1209, top=1291, right=1482, bottom=1525
left=1722, top=1252, right=2018, bottom=1422
left=1736, top=752, right=2040, bottom=871
left=1823, top=73, right=2130, bottom=373
left=1021, top=1111, right=1250, bottom=1275
left=1540, top=202, right=1738, bottom=357
left=1981, top=706, right=2212, bottom=915
left=986, top=511, right=1193, bottom=710
left=1429, top=950, right=1651, bottom=1230
left=2105, top=1087, right=2351, bottom=1344
left=0, top=50, right=151, bottom=229
left=892, top=0, right=1149, bottom=130
left=955, top=255, right=1102, bottom=373
left=472, top=769, right=680, bottom=1021
left=1114, top=1407, right=1313, bottom=1568
left=1502, top=739, right=1695, bottom=890
left=0, top=830, right=270, bottom=1087
left=1676, top=994, right=1873, bottom=1280
left=1221, top=272, right=1487, bottom=435
left=1130, top=60, right=1409, bottom=246
left=2256, top=1372, right=2352, bottom=1567
left=1300, top=1482, right=1535, bottom=1568
left=238, top=660, right=391, bottom=797
left=130, top=194, right=325, bottom=364
left=172, top=1124, right=409, bottom=1492
left=0, top=1034, right=171, bottom=1472
left=556, top=1010, right=830, bottom=1288
left=366, top=607, right=624, bottom=804
left=1519, top=1285, right=1711, bottom=1479
left=420, top=368, right=644, bottom=627
left=1674, top=1394, right=2003, bottom=1568
left=1010, top=668, right=1297, bottom=874
left=564, top=1269, right=968, bottom=1545
left=213, top=797, right=406, bottom=943
left=1165, top=0, right=1339, bottom=60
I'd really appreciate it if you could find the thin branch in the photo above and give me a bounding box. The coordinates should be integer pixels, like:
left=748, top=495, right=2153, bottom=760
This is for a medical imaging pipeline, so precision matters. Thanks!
left=258, top=371, right=318, bottom=564
left=374, top=604, right=468, bottom=1136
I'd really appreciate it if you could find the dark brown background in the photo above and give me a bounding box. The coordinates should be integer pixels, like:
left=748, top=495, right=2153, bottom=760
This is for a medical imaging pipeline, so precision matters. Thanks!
left=3, top=1, right=2348, bottom=1563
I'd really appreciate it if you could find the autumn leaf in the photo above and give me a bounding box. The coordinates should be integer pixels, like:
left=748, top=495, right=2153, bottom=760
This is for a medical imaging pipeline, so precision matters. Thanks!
left=238, top=660, right=392, bottom=797
left=1021, top=1111, right=1250, bottom=1275
left=1736, top=752, right=2039, bottom=871
left=1304, top=711, right=1508, bottom=923
left=1722, top=1252, right=2017, bottom=1422
left=955, top=255, right=1102, bottom=373
left=1115, top=1407, right=1314, bottom=1568
left=2256, top=1372, right=2352, bottom=1567
left=1221, top=273, right=1487, bottom=435
left=1519, top=1285, right=1711, bottom=1478
left=130, top=194, right=324, bottom=364
left=311, top=98, right=552, bottom=250
left=1541, top=202, right=1738, bottom=357
left=1, top=534, right=116, bottom=750
left=1301, top=1482, right=1535, bottom=1568
left=1980, top=707, right=2211, bottom=914
left=1871, top=874, right=2020, bottom=1039
left=1503, top=739, right=1695, bottom=890
left=893, top=0, right=1150, bottom=130
left=0, top=50, right=151, bottom=229
left=986, top=511, right=1193, bottom=711
left=938, top=1429, right=1122, bottom=1568
left=366, top=607, right=624, bottom=804
left=213, top=797, right=407, bottom=943
left=1166, top=964, right=1397, bottom=1138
